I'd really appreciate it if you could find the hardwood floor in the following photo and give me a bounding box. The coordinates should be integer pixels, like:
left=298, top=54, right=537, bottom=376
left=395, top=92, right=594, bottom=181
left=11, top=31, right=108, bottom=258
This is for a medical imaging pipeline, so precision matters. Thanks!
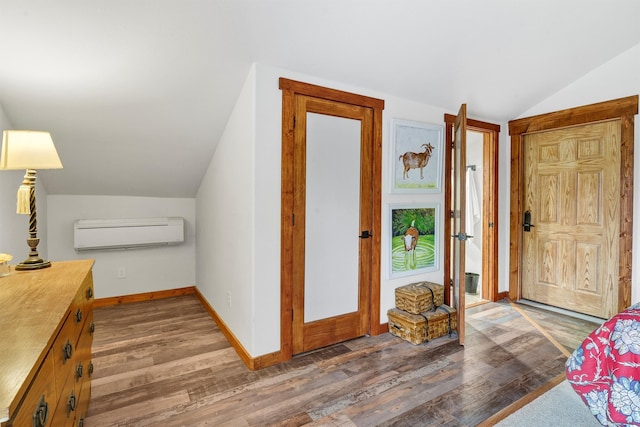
left=85, top=295, right=599, bottom=426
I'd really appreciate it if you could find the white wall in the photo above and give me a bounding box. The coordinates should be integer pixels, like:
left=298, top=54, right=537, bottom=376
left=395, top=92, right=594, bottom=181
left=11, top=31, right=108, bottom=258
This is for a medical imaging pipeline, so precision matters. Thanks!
left=0, top=106, right=51, bottom=264
left=47, top=195, right=196, bottom=299
left=517, top=42, right=640, bottom=304
left=196, top=65, right=256, bottom=352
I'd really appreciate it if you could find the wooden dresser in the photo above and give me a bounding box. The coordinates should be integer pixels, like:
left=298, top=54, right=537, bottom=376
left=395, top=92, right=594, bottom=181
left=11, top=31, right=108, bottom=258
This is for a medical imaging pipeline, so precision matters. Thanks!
left=0, top=260, right=95, bottom=427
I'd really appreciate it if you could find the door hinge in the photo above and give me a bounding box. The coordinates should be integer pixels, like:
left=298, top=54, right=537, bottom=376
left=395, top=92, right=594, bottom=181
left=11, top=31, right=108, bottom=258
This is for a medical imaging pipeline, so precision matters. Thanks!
left=293, top=115, right=296, bottom=129
left=292, top=213, right=295, bottom=226
left=450, top=210, right=455, bottom=219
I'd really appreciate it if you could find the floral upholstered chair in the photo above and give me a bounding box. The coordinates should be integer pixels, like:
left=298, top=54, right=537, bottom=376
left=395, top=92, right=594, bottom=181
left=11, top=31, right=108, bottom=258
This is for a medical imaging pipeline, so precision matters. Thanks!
left=566, top=303, right=640, bottom=426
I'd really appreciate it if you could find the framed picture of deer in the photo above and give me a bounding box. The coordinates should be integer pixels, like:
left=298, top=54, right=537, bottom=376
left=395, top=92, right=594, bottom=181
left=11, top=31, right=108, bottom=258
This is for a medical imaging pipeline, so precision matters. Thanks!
left=389, top=203, right=439, bottom=278
left=391, top=119, right=443, bottom=193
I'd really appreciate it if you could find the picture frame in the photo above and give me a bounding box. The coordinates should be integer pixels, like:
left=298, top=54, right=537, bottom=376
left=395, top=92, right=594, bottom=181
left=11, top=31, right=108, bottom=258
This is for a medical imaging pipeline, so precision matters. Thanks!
left=391, top=119, right=443, bottom=193
left=389, top=203, right=439, bottom=278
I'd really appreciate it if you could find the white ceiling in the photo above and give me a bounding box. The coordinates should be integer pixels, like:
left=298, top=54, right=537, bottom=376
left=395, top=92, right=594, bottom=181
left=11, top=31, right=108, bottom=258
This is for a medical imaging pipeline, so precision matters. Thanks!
left=1, top=0, right=639, bottom=197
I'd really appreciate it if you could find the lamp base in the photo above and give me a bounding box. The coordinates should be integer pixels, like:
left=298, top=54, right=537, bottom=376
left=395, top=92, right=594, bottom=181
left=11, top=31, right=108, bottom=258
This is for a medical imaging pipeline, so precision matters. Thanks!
left=15, top=258, right=51, bottom=271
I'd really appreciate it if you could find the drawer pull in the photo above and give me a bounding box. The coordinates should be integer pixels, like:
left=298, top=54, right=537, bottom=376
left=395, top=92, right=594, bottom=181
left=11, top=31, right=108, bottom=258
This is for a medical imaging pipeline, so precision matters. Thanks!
left=88, top=361, right=94, bottom=377
left=75, top=308, right=83, bottom=323
left=90, top=321, right=95, bottom=335
left=76, top=361, right=84, bottom=381
left=77, top=417, right=84, bottom=427
left=32, top=395, right=49, bottom=427
left=66, top=390, right=77, bottom=417
left=86, top=287, right=93, bottom=300
left=63, top=340, right=73, bottom=364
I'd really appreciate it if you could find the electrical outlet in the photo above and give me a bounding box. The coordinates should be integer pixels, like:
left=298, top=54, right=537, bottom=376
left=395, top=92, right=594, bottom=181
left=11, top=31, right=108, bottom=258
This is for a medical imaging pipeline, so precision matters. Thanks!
left=117, top=267, right=126, bottom=279
left=226, top=290, right=231, bottom=307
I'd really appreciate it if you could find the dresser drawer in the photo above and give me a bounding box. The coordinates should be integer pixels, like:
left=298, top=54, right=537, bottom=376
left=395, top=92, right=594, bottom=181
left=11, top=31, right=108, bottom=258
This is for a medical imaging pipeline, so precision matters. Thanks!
left=74, top=379, right=91, bottom=427
left=70, top=276, right=94, bottom=345
left=11, top=352, right=56, bottom=427
left=74, top=312, right=93, bottom=427
left=74, top=312, right=94, bottom=387
left=77, top=275, right=94, bottom=320
left=52, top=314, right=80, bottom=393
left=51, top=382, right=81, bottom=427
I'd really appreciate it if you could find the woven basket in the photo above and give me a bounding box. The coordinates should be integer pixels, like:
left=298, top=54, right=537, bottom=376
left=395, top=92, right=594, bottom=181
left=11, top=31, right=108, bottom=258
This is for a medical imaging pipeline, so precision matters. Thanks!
left=388, top=304, right=457, bottom=345
left=387, top=308, right=426, bottom=345
left=395, top=282, right=445, bottom=314
left=423, top=304, right=457, bottom=340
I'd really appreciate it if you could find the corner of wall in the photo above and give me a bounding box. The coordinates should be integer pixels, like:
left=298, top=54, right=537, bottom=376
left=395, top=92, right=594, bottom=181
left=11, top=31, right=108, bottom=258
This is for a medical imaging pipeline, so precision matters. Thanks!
left=195, top=64, right=260, bottom=356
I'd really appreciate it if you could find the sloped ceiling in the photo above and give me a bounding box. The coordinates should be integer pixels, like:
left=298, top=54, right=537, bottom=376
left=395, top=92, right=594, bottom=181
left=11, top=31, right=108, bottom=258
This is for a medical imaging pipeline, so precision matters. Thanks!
left=0, top=0, right=639, bottom=197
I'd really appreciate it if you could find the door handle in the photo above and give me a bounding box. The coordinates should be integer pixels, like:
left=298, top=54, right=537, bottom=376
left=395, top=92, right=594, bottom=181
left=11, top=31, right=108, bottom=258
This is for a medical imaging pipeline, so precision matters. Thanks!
left=452, top=232, right=473, bottom=241
left=523, top=210, right=535, bottom=232
left=359, top=230, right=371, bottom=239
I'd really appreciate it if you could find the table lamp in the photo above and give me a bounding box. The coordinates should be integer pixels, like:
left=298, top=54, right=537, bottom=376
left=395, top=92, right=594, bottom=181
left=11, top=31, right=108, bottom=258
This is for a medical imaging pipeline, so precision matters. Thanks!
left=0, top=130, right=63, bottom=270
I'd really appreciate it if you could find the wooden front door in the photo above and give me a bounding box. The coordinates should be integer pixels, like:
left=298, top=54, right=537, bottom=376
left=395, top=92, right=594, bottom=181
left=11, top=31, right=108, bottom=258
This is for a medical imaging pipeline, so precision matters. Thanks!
left=522, top=121, right=621, bottom=319
left=509, top=95, right=639, bottom=320
left=280, top=78, right=384, bottom=360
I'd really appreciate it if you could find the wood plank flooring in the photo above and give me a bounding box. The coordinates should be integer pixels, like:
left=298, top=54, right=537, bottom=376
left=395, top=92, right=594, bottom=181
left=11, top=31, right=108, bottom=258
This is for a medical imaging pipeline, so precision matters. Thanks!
left=85, top=295, right=599, bottom=426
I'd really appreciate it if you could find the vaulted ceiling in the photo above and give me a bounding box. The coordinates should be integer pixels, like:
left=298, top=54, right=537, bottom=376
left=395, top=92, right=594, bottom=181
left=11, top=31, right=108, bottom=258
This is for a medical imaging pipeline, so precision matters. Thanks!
left=1, top=1, right=639, bottom=197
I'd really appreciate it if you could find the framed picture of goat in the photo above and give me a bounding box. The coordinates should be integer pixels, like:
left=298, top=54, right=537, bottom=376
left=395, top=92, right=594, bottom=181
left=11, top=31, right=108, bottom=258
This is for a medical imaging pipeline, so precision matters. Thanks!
left=391, top=119, right=443, bottom=193
left=389, top=203, right=439, bottom=278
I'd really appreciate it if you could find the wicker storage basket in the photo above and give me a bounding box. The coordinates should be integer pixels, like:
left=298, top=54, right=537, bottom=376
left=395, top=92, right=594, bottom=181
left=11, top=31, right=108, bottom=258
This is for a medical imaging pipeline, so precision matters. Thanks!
left=423, top=304, right=457, bottom=341
left=388, top=305, right=457, bottom=345
left=395, top=282, right=445, bottom=314
left=387, top=308, right=426, bottom=345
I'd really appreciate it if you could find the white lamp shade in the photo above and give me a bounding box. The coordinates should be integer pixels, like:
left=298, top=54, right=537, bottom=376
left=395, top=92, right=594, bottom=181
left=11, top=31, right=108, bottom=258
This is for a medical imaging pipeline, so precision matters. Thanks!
left=0, top=130, right=63, bottom=170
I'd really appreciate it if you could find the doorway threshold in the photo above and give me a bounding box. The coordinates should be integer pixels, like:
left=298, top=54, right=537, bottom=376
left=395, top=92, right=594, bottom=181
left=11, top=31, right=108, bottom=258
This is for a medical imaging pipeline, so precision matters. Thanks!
left=516, top=299, right=605, bottom=324
left=466, top=292, right=488, bottom=308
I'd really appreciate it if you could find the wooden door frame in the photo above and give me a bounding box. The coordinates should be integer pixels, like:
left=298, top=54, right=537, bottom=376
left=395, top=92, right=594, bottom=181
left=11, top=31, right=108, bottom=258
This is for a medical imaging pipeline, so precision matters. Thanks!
left=443, top=114, right=501, bottom=305
left=279, top=78, right=384, bottom=362
left=508, top=96, right=638, bottom=312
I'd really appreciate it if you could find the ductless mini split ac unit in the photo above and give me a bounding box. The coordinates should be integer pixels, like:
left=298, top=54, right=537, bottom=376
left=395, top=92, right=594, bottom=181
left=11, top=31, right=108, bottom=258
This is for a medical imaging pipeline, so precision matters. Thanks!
left=73, top=217, right=184, bottom=251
